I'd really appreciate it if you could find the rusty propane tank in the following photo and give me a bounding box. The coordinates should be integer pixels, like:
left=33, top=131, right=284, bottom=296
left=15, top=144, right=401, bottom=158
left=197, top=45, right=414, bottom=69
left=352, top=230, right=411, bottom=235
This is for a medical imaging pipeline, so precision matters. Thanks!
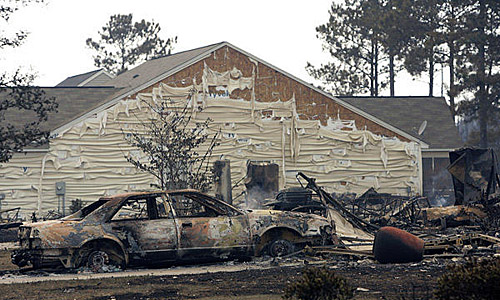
left=373, top=226, right=424, bottom=264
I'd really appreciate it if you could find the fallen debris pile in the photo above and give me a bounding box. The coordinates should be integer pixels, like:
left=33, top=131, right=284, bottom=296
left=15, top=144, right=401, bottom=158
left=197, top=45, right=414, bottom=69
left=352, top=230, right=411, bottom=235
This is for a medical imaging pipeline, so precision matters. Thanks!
left=336, top=188, right=430, bottom=230
left=267, top=151, right=500, bottom=263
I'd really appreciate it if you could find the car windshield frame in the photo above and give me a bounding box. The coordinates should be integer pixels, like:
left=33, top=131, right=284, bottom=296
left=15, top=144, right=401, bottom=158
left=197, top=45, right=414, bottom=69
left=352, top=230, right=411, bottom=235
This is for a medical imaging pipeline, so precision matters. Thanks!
left=63, top=199, right=109, bottom=221
left=166, top=191, right=243, bottom=217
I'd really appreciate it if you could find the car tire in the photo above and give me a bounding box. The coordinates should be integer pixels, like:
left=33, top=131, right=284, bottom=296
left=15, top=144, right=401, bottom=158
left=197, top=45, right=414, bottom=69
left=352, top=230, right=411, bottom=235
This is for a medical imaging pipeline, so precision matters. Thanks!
left=87, top=250, right=111, bottom=272
left=268, top=239, right=295, bottom=257
left=80, top=246, right=124, bottom=272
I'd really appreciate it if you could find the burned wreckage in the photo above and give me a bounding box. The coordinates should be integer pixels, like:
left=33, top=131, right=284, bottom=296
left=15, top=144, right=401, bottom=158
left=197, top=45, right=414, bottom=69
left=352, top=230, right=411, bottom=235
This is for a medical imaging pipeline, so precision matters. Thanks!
left=11, top=148, right=500, bottom=269
left=12, top=190, right=333, bottom=270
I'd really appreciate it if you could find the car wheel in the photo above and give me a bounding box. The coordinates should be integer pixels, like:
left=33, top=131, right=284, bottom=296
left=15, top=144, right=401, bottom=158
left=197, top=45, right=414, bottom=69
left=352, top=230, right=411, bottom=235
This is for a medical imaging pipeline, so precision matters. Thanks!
left=87, top=250, right=110, bottom=271
left=85, top=248, right=123, bottom=272
left=268, top=239, right=295, bottom=257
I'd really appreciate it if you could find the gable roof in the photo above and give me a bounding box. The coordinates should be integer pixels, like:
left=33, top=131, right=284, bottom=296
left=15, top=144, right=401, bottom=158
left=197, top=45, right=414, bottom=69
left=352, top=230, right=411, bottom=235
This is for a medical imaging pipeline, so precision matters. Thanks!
left=1, top=87, right=122, bottom=149
left=56, top=69, right=113, bottom=87
left=53, top=42, right=426, bottom=146
left=6, top=43, right=442, bottom=152
left=41, top=87, right=123, bottom=131
left=339, top=96, right=463, bottom=149
left=98, top=42, right=224, bottom=90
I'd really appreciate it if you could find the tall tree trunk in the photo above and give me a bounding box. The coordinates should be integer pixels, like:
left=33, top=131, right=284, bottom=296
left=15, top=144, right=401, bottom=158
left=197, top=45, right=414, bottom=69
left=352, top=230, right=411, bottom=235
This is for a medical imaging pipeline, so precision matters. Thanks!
left=120, top=38, right=126, bottom=75
left=448, top=2, right=457, bottom=120
left=374, top=41, right=379, bottom=96
left=429, top=47, right=434, bottom=97
left=370, top=40, right=375, bottom=96
left=389, top=52, right=395, bottom=96
left=448, top=41, right=456, bottom=119
left=478, top=0, right=488, bottom=148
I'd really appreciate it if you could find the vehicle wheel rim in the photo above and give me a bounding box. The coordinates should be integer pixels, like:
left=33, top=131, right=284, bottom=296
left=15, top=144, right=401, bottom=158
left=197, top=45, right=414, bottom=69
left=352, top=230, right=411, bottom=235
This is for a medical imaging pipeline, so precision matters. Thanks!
left=88, top=250, right=109, bottom=271
left=270, top=240, right=292, bottom=257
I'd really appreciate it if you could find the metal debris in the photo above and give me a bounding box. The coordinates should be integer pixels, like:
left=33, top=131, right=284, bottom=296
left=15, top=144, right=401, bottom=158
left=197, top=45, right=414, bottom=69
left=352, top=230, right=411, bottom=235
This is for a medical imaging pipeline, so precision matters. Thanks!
left=269, top=170, right=500, bottom=261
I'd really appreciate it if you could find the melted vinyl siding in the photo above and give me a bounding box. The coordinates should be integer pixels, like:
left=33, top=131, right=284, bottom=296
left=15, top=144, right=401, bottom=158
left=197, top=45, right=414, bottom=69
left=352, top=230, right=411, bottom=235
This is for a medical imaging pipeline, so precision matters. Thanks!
left=0, top=66, right=421, bottom=217
left=0, top=152, right=45, bottom=214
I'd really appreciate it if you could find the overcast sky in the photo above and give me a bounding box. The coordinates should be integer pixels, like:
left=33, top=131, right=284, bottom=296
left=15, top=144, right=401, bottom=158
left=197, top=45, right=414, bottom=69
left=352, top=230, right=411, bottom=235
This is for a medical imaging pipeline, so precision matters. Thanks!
left=2, top=0, right=442, bottom=96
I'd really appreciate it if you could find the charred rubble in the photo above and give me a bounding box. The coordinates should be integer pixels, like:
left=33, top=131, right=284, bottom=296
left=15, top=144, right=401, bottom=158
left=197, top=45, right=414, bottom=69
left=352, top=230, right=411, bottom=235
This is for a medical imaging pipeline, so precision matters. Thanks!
left=265, top=148, right=500, bottom=263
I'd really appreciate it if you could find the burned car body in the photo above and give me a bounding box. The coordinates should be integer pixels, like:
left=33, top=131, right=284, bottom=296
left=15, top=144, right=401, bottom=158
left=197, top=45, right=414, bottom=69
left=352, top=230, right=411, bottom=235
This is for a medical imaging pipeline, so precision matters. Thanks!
left=12, top=190, right=332, bottom=269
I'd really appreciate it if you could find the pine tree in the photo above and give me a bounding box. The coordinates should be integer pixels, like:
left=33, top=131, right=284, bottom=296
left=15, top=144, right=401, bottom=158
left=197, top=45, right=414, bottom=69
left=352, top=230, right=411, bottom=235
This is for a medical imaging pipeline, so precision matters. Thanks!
left=402, top=0, right=443, bottom=97
left=86, top=14, right=177, bottom=75
left=402, top=0, right=468, bottom=117
left=307, top=0, right=387, bottom=96
left=309, top=0, right=419, bottom=97
left=457, top=0, right=500, bottom=148
left=440, top=0, right=470, bottom=118
left=377, top=0, right=421, bottom=96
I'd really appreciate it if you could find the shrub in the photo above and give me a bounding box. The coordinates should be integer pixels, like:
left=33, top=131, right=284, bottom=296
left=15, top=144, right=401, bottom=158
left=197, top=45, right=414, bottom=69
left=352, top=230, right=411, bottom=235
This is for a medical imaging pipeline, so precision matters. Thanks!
left=435, top=257, right=500, bottom=300
left=283, top=267, right=354, bottom=300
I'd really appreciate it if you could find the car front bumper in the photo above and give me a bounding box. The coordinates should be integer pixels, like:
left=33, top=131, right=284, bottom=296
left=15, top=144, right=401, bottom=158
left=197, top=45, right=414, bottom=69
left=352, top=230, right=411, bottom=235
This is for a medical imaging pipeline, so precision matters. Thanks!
left=12, top=248, right=72, bottom=269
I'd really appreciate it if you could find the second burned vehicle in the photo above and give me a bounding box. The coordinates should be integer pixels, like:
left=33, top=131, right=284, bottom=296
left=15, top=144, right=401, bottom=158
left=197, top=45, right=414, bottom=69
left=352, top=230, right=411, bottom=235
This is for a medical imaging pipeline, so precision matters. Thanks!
left=12, top=190, right=333, bottom=270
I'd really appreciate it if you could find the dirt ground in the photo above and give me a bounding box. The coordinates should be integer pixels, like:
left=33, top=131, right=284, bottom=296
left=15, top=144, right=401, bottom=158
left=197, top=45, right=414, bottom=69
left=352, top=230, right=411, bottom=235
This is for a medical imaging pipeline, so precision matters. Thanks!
left=0, top=246, right=451, bottom=300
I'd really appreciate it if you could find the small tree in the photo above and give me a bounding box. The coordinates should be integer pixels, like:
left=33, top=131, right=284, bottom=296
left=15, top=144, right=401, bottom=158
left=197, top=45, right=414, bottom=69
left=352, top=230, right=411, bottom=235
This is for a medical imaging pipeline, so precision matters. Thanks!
left=124, top=91, right=218, bottom=191
left=86, top=13, right=177, bottom=75
left=1, top=0, right=58, bottom=163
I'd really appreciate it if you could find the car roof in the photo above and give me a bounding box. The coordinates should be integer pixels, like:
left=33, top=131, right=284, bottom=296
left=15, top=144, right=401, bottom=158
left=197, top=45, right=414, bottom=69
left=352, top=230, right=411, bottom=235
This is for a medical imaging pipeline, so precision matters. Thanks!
left=96, top=189, right=242, bottom=213
left=98, top=189, right=201, bottom=200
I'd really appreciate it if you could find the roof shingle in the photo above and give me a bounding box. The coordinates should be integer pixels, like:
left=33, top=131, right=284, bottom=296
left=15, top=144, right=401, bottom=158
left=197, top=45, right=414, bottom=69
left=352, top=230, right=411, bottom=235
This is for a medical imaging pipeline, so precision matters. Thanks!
left=99, top=42, right=224, bottom=91
left=339, top=96, right=463, bottom=149
left=1, top=87, right=122, bottom=134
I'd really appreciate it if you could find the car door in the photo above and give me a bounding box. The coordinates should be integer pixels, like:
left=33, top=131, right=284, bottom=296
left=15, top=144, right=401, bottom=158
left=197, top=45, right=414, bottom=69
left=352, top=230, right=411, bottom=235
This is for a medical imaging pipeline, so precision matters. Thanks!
left=168, top=191, right=251, bottom=259
left=108, top=194, right=178, bottom=264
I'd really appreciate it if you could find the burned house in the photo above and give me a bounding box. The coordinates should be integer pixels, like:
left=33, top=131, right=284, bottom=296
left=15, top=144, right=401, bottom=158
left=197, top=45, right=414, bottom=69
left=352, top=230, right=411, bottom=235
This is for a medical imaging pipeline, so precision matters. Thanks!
left=0, top=42, right=447, bottom=217
left=339, top=97, right=463, bottom=205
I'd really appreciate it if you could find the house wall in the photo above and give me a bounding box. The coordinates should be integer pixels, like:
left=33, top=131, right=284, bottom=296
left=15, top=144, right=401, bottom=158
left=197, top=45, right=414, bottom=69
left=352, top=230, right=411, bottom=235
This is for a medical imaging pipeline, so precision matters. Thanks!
left=0, top=85, right=420, bottom=217
left=130, top=46, right=409, bottom=141
left=0, top=47, right=421, bottom=217
left=0, top=152, right=45, bottom=213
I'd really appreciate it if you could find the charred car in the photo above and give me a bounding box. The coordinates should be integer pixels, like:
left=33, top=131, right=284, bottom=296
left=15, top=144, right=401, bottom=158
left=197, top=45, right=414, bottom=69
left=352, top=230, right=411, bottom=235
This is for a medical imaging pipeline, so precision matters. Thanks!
left=12, top=189, right=333, bottom=270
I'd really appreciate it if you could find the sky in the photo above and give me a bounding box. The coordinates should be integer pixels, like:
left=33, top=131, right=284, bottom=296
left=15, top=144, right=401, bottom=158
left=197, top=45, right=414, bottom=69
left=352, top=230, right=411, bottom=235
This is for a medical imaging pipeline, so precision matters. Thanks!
left=1, top=0, right=444, bottom=96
